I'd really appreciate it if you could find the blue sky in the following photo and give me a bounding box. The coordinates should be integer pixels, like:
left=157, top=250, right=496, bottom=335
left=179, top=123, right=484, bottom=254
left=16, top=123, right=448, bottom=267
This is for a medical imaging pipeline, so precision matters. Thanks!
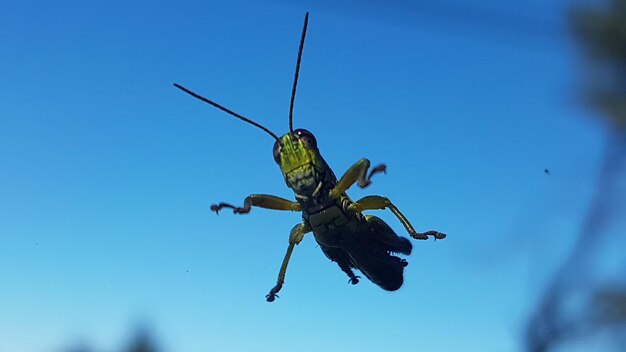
left=0, top=1, right=609, bottom=351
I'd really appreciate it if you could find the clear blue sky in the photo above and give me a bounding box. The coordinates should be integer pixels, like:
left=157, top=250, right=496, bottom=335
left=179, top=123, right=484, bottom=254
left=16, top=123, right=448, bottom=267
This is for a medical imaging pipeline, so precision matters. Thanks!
left=0, top=1, right=608, bottom=351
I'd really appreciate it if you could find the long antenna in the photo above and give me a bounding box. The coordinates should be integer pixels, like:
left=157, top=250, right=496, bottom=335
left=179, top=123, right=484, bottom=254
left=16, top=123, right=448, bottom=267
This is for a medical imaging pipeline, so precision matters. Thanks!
left=288, top=12, right=309, bottom=135
left=173, top=83, right=280, bottom=142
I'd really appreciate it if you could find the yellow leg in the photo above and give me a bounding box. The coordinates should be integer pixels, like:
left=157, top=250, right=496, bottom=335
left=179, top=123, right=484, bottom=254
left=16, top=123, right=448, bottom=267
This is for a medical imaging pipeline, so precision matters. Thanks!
left=349, top=195, right=446, bottom=240
left=211, top=194, right=301, bottom=214
left=328, top=158, right=386, bottom=199
left=266, top=222, right=311, bottom=302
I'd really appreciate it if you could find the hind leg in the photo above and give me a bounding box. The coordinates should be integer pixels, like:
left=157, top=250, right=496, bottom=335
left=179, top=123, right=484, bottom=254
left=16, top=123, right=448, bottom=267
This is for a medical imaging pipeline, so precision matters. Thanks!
left=365, top=215, right=412, bottom=255
left=350, top=196, right=446, bottom=240
left=345, top=237, right=406, bottom=291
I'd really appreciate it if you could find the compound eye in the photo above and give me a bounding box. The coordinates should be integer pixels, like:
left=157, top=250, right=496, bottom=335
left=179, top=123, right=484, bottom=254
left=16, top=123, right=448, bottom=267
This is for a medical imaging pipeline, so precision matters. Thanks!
left=272, top=140, right=282, bottom=164
left=294, top=128, right=317, bottom=149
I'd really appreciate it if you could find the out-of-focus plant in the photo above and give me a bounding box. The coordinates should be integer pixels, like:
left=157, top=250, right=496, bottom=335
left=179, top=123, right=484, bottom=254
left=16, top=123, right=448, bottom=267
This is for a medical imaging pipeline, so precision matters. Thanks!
left=61, top=328, right=161, bottom=352
left=573, top=0, right=626, bottom=129
left=526, top=1, right=626, bottom=351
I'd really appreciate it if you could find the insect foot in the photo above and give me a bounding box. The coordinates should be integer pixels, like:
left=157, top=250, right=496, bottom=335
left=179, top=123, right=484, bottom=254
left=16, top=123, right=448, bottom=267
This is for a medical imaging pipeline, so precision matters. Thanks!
left=425, top=231, right=447, bottom=240
left=266, top=283, right=283, bottom=302
left=367, top=164, right=387, bottom=180
left=410, top=230, right=447, bottom=241
left=210, top=202, right=250, bottom=215
left=358, top=164, right=387, bottom=189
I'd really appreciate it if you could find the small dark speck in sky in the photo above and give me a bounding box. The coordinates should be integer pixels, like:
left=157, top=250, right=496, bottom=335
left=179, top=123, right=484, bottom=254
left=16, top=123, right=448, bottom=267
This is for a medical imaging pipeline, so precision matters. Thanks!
left=544, top=169, right=550, bottom=175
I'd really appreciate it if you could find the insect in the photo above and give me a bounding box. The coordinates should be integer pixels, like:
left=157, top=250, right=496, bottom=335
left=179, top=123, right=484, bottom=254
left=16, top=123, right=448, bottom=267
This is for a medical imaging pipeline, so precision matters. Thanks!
left=174, top=12, right=446, bottom=302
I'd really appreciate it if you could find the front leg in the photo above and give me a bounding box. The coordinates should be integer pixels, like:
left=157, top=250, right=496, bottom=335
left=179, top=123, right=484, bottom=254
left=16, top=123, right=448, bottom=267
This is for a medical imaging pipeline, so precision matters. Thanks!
left=211, top=194, right=301, bottom=214
left=266, top=222, right=312, bottom=302
left=328, top=158, right=386, bottom=199
left=349, top=195, right=446, bottom=241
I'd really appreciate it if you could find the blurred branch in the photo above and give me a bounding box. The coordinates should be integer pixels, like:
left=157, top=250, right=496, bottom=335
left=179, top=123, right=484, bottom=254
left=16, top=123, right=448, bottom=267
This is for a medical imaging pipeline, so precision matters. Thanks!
left=526, top=1, right=626, bottom=351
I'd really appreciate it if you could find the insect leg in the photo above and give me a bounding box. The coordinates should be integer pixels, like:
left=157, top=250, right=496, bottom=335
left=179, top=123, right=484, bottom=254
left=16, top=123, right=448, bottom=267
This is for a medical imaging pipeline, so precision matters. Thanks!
left=364, top=215, right=412, bottom=255
left=349, top=195, right=446, bottom=240
left=328, top=158, right=386, bottom=199
left=319, top=245, right=361, bottom=285
left=211, top=194, right=301, bottom=214
left=266, top=222, right=311, bottom=302
left=337, top=259, right=360, bottom=285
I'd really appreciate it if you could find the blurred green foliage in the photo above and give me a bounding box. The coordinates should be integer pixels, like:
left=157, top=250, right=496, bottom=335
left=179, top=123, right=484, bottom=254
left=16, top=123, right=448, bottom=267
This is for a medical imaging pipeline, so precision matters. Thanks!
left=572, top=0, right=626, bottom=129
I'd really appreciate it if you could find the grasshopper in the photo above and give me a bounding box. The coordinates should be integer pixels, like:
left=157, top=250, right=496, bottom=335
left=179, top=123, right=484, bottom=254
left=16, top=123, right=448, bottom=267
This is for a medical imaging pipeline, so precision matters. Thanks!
left=174, top=13, right=446, bottom=302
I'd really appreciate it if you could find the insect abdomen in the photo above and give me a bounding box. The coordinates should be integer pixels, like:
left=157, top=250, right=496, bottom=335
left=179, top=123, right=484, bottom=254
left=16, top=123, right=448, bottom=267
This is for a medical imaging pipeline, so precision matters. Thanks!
left=347, top=216, right=412, bottom=291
